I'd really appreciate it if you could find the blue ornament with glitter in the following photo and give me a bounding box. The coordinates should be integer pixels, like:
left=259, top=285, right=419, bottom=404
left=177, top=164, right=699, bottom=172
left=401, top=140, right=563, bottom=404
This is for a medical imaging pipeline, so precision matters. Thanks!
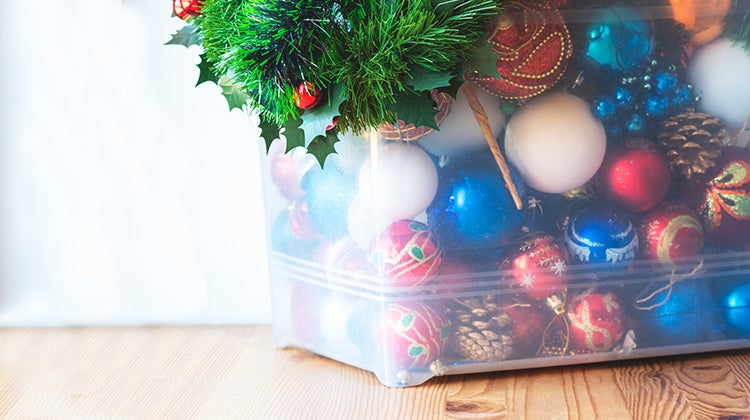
left=614, top=86, right=635, bottom=107
left=564, top=205, right=638, bottom=265
left=625, top=113, right=646, bottom=135
left=634, top=280, right=721, bottom=347
left=427, top=153, right=524, bottom=250
left=719, top=282, right=750, bottom=338
left=671, top=85, right=692, bottom=107
left=593, top=96, right=617, bottom=120
left=654, top=70, right=678, bottom=93
left=301, top=164, right=356, bottom=240
left=645, top=93, right=668, bottom=117
left=584, top=6, right=653, bottom=73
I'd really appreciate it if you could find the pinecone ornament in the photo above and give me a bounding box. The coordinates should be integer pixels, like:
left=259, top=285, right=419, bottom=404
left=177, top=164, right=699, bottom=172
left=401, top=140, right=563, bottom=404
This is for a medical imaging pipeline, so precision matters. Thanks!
left=656, top=109, right=726, bottom=179
left=447, top=295, right=514, bottom=362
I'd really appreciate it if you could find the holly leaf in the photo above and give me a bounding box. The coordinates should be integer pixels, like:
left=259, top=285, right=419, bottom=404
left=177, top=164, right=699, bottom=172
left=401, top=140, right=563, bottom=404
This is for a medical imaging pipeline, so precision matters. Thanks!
left=299, top=83, right=346, bottom=147
left=307, top=131, right=340, bottom=168
left=281, top=117, right=305, bottom=153
left=218, top=77, right=251, bottom=111
left=389, top=90, right=440, bottom=130
left=258, top=116, right=281, bottom=153
left=196, top=53, right=218, bottom=87
left=407, top=67, right=454, bottom=92
left=165, top=24, right=201, bottom=48
left=462, top=38, right=502, bottom=80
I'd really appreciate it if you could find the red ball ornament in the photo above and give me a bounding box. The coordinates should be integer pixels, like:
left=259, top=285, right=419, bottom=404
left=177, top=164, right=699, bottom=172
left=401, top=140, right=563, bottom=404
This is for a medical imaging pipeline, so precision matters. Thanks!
left=684, top=147, right=750, bottom=248
left=503, top=301, right=550, bottom=355
left=290, top=282, right=322, bottom=346
left=464, top=1, right=572, bottom=100
left=598, top=137, right=671, bottom=213
left=288, top=200, right=323, bottom=242
left=293, top=82, right=323, bottom=109
left=314, top=237, right=369, bottom=276
left=502, top=233, right=569, bottom=300
left=369, top=220, right=443, bottom=288
left=639, top=203, right=704, bottom=268
left=567, top=291, right=625, bottom=353
left=378, top=300, right=448, bottom=370
left=173, top=0, right=202, bottom=20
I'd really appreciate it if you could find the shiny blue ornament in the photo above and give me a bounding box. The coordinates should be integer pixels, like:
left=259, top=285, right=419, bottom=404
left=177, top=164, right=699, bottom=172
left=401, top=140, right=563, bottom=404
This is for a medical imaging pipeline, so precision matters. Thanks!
left=624, top=113, right=646, bottom=135
left=654, top=70, right=678, bottom=93
left=614, top=86, right=634, bottom=107
left=584, top=6, right=653, bottom=73
left=644, top=93, right=668, bottom=117
left=719, top=282, right=750, bottom=338
left=564, top=206, right=638, bottom=265
left=427, top=153, right=524, bottom=250
left=593, top=96, right=617, bottom=120
left=301, top=165, right=356, bottom=240
left=671, top=86, right=692, bottom=107
left=634, top=280, right=721, bottom=347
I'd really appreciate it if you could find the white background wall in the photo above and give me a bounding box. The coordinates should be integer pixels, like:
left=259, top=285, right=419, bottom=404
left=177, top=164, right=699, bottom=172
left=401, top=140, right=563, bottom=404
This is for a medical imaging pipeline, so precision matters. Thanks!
left=0, top=0, right=272, bottom=325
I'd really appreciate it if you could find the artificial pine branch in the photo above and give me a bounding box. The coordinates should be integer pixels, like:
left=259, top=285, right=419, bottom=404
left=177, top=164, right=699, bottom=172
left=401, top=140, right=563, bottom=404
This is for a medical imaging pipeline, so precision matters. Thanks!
left=723, top=0, right=750, bottom=53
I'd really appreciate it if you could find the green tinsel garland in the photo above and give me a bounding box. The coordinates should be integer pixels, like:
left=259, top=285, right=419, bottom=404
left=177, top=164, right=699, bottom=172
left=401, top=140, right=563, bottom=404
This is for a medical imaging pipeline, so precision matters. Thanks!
left=198, top=0, right=500, bottom=132
left=723, top=0, right=750, bottom=53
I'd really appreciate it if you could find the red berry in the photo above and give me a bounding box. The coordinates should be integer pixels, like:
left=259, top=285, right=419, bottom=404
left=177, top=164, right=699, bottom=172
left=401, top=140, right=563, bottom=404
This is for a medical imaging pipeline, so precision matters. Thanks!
left=293, top=82, right=323, bottom=109
left=326, top=116, right=339, bottom=131
left=173, top=0, right=202, bottom=20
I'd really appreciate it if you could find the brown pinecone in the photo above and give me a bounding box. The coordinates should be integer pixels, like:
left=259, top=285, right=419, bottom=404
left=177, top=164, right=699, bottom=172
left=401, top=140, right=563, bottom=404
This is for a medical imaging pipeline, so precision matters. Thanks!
left=447, top=295, right=514, bottom=362
left=656, top=109, right=727, bottom=179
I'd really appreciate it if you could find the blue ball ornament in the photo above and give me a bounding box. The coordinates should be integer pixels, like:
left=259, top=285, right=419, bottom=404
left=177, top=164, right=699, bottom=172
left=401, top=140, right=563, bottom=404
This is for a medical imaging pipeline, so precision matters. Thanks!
left=584, top=6, right=653, bottom=73
left=624, top=113, right=646, bottom=135
left=564, top=206, right=638, bottom=265
left=634, top=280, right=721, bottom=347
left=654, top=70, right=678, bottom=94
left=271, top=210, right=319, bottom=258
left=301, top=165, right=356, bottom=240
left=670, top=85, right=692, bottom=107
left=593, top=96, right=617, bottom=120
left=719, top=282, right=750, bottom=338
left=614, top=86, right=635, bottom=107
left=426, top=153, right=524, bottom=250
left=644, top=93, right=669, bottom=117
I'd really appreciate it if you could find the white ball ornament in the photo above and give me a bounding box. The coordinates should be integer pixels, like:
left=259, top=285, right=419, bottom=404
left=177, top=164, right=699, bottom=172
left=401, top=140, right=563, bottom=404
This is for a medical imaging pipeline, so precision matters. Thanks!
left=504, top=92, right=607, bottom=194
left=418, top=87, right=505, bottom=157
left=689, top=38, right=750, bottom=131
left=318, top=292, right=361, bottom=359
left=346, top=193, right=393, bottom=250
left=358, top=142, right=438, bottom=221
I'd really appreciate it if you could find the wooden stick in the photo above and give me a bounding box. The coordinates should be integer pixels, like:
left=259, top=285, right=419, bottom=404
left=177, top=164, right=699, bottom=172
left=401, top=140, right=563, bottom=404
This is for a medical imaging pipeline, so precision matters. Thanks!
left=461, top=82, right=523, bottom=210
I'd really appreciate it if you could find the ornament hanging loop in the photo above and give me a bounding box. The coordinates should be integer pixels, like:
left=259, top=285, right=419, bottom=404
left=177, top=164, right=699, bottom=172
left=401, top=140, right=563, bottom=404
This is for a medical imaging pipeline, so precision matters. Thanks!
left=461, top=82, right=523, bottom=210
left=635, top=258, right=704, bottom=310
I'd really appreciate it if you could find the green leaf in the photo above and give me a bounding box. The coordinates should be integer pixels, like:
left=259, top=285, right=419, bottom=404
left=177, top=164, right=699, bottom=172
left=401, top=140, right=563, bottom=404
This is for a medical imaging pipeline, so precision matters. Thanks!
left=462, top=38, right=502, bottom=80
left=307, top=131, right=340, bottom=168
left=407, top=67, right=454, bottom=92
left=389, top=90, right=439, bottom=130
left=218, top=77, right=251, bottom=111
left=258, top=116, right=281, bottom=153
left=165, top=24, right=201, bottom=48
left=299, top=83, right=346, bottom=147
left=196, top=54, right=219, bottom=87
left=282, top=117, right=305, bottom=153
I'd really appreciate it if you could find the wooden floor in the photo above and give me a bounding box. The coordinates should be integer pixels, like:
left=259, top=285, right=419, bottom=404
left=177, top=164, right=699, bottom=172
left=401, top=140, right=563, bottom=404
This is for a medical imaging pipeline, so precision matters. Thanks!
left=2, top=325, right=750, bottom=419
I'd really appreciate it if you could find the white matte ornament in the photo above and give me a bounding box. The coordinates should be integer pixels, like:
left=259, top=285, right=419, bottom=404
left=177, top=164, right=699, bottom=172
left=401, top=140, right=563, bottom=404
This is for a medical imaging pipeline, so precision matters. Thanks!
left=418, top=87, right=504, bottom=157
left=346, top=193, right=393, bottom=250
left=689, top=38, right=750, bottom=132
left=358, top=142, right=438, bottom=221
left=319, top=292, right=360, bottom=358
left=504, top=92, right=607, bottom=194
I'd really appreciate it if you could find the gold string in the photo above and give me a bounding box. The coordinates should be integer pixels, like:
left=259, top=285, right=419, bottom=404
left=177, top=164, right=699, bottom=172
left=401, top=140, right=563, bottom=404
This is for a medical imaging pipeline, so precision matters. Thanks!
left=635, top=259, right=704, bottom=311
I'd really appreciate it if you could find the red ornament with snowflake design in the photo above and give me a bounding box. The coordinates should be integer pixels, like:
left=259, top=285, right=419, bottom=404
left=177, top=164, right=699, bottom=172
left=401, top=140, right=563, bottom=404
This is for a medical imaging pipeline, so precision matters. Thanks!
left=173, top=0, right=202, bottom=20
left=567, top=291, right=624, bottom=353
left=502, top=233, right=569, bottom=300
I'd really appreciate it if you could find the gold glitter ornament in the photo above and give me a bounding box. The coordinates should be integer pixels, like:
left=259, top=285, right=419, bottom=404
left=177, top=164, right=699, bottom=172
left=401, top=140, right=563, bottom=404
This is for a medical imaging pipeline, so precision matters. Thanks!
left=447, top=295, right=515, bottom=362
left=656, top=109, right=727, bottom=180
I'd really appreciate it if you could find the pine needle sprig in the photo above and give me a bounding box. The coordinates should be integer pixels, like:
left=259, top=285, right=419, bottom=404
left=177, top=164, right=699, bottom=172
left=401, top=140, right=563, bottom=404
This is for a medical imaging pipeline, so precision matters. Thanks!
left=723, top=0, right=750, bottom=53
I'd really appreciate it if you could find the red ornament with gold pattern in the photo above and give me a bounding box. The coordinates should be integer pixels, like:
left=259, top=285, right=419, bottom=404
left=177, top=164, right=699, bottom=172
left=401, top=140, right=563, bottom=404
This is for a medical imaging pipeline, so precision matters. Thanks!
left=567, top=291, right=625, bottom=353
left=639, top=203, right=704, bottom=268
left=369, top=220, right=444, bottom=288
left=502, top=233, right=569, bottom=300
left=464, top=0, right=572, bottom=100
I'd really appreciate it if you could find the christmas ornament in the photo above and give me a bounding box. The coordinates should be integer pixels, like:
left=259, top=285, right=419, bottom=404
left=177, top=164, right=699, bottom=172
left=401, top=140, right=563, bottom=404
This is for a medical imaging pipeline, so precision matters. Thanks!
left=301, top=164, right=356, bottom=240
left=504, top=92, right=607, bottom=194
left=426, top=153, right=524, bottom=250
left=633, top=278, right=718, bottom=346
left=293, top=82, right=323, bottom=109
left=369, top=220, right=443, bottom=288
left=597, top=137, right=671, bottom=213
left=431, top=254, right=477, bottom=296
left=358, top=142, right=438, bottom=222
left=564, top=206, right=638, bottom=265
left=639, top=203, right=704, bottom=268
left=377, top=300, right=448, bottom=370
left=684, top=147, right=750, bottom=248
left=314, top=237, right=369, bottom=277
left=269, top=142, right=316, bottom=200
left=689, top=38, right=750, bottom=131
left=270, top=210, right=319, bottom=258
left=319, top=291, right=361, bottom=358
left=290, top=281, right=323, bottom=346
left=417, top=87, right=505, bottom=157
left=173, top=0, right=202, bottom=20
left=447, top=295, right=515, bottom=362
left=655, top=109, right=726, bottom=180
left=380, top=90, right=453, bottom=141
left=288, top=200, right=323, bottom=242
left=503, top=300, right=549, bottom=356
left=464, top=0, right=572, bottom=100
left=668, top=0, right=731, bottom=45
left=567, top=291, right=625, bottom=353
left=500, top=233, right=569, bottom=300
left=346, top=193, right=393, bottom=251
left=581, top=5, right=653, bottom=73
left=719, top=282, right=750, bottom=338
